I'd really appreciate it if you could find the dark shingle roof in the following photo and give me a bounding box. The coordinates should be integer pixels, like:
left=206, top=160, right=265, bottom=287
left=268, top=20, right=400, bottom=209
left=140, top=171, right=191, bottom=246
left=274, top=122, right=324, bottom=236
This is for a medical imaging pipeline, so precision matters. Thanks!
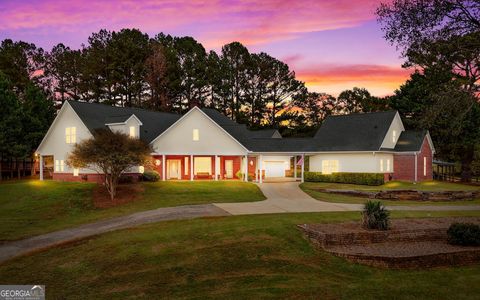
left=390, top=130, right=427, bottom=152
left=249, top=129, right=282, bottom=139
left=313, top=110, right=397, bottom=151
left=68, top=101, right=181, bottom=143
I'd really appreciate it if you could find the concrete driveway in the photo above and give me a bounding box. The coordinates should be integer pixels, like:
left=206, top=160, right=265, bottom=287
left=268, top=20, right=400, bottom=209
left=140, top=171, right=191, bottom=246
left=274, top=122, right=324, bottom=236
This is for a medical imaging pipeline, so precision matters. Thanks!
left=214, top=182, right=363, bottom=215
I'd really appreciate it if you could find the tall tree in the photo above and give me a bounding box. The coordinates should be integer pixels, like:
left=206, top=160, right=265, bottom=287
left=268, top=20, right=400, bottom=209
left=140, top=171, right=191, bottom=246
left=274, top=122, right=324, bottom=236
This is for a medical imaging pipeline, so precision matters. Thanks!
left=295, top=92, right=337, bottom=126
left=337, top=87, right=388, bottom=114
left=144, top=42, right=170, bottom=111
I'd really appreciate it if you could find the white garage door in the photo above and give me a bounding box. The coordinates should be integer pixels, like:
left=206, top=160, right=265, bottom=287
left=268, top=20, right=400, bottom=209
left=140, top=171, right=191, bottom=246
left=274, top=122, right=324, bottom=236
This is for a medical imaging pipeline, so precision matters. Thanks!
left=264, top=161, right=286, bottom=178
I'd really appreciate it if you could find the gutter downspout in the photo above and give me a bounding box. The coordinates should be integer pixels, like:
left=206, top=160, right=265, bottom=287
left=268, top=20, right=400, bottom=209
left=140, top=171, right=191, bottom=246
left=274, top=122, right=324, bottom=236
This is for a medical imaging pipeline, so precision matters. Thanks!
left=414, top=152, right=418, bottom=183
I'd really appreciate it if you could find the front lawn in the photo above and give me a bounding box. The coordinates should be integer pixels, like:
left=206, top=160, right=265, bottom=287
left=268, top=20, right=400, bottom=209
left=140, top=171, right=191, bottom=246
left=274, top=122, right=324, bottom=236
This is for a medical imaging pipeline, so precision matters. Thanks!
left=0, top=211, right=479, bottom=299
left=301, top=181, right=480, bottom=206
left=0, top=180, right=265, bottom=241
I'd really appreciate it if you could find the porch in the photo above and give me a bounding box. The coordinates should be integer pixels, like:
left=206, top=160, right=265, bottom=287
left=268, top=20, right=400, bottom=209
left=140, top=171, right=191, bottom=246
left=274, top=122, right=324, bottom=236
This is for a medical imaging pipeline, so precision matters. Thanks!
left=150, top=153, right=306, bottom=183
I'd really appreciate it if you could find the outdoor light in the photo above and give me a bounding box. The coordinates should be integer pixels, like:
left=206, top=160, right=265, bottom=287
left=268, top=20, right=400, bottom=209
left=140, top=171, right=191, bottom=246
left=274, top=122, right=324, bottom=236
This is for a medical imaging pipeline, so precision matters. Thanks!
left=249, top=160, right=253, bottom=166
left=155, top=159, right=161, bottom=166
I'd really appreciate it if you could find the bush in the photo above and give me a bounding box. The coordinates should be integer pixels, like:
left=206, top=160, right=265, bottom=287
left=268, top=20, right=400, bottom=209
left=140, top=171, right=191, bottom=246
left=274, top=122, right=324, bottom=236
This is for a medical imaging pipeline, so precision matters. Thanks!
left=447, top=223, right=480, bottom=246
left=362, top=200, right=390, bottom=230
left=118, top=175, right=134, bottom=184
left=236, top=170, right=243, bottom=180
left=304, top=172, right=384, bottom=186
left=142, top=170, right=160, bottom=182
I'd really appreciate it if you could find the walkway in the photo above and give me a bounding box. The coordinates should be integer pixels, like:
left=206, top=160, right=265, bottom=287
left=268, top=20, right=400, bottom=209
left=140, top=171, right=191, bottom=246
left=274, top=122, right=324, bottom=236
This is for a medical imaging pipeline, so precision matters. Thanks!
left=0, top=182, right=479, bottom=263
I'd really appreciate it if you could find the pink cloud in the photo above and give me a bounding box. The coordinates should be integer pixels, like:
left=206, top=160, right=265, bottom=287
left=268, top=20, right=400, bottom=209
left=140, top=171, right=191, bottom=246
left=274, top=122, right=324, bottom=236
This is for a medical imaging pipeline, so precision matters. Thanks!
left=0, top=0, right=380, bottom=48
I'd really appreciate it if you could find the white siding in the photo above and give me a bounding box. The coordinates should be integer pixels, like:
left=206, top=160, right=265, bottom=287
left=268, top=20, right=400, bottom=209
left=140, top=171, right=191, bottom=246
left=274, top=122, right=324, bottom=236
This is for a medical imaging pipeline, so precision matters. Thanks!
left=309, top=153, right=394, bottom=173
left=151, top=108, right=247, bottom=155
left=37, top=102, right=95, bottom=174
left=381, top=112, right=405, bottom=149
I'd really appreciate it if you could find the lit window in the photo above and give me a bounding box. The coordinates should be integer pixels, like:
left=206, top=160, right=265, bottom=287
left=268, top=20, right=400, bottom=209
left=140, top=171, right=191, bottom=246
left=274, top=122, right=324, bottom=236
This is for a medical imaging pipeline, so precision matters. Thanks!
left=194, top=157, right=212, bottom=175
left=380, top=159, right=384, bottom=172
left=139, top=166, right=145, bottom=173
left=321, top=160, right=338, bottom=174
left=73, top=168, right=79, bottom=176
left=423, top=157, right=427, bottom=176
left=65, top=127, right=76, bottom=144
left=129, top=126, right=136, bottom=138
left=392, top=130, right=397, bottom=143
left=386, top=159, right=391, bottom=172
left=55, top=160, right=64, bottom=172
left=193, top=129, right=199, bottom=141
left=185, top=157, right=189, bottom=175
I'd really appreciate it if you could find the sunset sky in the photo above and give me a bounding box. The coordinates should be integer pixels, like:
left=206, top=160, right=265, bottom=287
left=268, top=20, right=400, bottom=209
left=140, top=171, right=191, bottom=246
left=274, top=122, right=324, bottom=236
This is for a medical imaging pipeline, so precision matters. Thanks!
left=0, top=0, right=411, bottom=96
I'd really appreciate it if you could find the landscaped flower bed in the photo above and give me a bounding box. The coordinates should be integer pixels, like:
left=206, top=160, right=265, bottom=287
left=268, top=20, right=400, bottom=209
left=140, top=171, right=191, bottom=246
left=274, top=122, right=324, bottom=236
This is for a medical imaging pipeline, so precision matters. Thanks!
left=299, top=217, right=480, bottom=268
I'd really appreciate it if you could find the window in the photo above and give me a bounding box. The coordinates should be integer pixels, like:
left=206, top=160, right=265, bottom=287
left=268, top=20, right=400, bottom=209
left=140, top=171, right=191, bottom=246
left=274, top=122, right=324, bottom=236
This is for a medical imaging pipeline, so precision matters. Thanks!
left=423, top=157, right=427, bottom=176
left=380, top=159, right=384, bottom=172
left=65, top=127, right=76, bottom=144
left=193, top=129, right=199, bottom=141
left=386, top=159, right=391, bottom=172
left=129, top=126, right=136, bottom=138
left=139, top=166, right=145, bottom=173
left=392, top=130, right=397, bottom=143
left=184, top=157, right=189, bottom=175
left=55, top=160, right=65, bottom=172
left=73, top=168, right=79, bottom=176
left=194, top=157, right=212, bottom=175
left=321, top=160, right=338, bottom=175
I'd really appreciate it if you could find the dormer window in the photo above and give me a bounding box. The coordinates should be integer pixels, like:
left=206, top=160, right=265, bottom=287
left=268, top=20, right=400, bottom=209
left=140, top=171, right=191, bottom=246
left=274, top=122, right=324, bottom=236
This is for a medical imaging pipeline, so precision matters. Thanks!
left=193, top=129, right=199, bottom=141
left=129, top=126, right=136, bottom=138
left=66, top=127, right=76, bottom=144
left=392, top=130, right=397, bottom=143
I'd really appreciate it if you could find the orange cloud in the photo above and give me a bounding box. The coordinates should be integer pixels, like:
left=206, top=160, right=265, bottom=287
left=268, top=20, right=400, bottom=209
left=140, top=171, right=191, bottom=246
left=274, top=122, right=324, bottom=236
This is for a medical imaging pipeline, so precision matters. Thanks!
left=296, top=64, right=413, bottom=96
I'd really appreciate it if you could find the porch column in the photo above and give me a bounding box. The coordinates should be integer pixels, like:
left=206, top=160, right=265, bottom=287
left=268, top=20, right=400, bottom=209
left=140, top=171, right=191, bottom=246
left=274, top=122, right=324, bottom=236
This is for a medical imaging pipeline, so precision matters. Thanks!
left=294, top=155, right=297, bottom=181
left=301, top=154, right=305, bottom=183
left=255, top=156, right=259, bottom=182
left=244, top=155, right=248, bottom=182
left=215, top=155, right=218, bottom=181
left=190, top=155, right=194, bottom=181
left=259, top=155, right=263, bottom=184
left=162, top=155, right=166, bottom=181
left=39, top=155, right=44, bottom=181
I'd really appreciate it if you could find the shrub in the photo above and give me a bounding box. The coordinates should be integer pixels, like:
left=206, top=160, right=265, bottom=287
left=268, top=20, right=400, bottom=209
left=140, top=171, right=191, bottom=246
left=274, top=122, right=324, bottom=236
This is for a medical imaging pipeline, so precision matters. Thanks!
left=447, top=223, right=480, bottom=246
left=142, top=170, right=160, bottom=182
left=236, top=170, right=243, bottom=180
left=118, top=175, right=134, bottom=184
left=362, top=200, right=390, bottom=230
left=304, top=172, right=384, bottom=186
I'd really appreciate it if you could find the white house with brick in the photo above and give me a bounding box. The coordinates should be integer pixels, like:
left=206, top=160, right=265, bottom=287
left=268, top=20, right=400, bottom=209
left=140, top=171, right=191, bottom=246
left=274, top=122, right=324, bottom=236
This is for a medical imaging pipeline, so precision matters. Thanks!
left=36, top=101, right=435, bottom=183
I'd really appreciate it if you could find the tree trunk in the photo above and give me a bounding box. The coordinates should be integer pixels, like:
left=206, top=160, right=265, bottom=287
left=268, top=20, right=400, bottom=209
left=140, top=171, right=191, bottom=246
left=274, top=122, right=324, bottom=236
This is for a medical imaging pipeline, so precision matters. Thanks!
left=17, top=159, right=21, bottom=179
left=0, top=154, right=3, bottom=181
left=460, top=146, right=474, bottom=182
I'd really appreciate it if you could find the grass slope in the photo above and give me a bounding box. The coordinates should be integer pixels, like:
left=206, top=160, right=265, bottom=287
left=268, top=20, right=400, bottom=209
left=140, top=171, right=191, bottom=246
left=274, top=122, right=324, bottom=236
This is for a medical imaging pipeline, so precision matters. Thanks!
left=301, top=181, right=480, bottom=206
left=0, top=180, right=265, bottom=241
left=0, top=211, right=479, bottom=299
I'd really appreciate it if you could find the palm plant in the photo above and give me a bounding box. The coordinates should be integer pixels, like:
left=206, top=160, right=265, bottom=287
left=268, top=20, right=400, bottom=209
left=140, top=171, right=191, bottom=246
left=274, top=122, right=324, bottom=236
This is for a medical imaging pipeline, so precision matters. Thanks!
left=362, top=200, right=390, bottom=230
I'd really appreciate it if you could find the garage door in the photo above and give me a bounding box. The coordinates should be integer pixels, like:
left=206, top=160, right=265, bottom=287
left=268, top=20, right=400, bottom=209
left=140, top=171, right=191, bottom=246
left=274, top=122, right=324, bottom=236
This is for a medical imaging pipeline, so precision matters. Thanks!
left=264, top=161, right=286, bottom=178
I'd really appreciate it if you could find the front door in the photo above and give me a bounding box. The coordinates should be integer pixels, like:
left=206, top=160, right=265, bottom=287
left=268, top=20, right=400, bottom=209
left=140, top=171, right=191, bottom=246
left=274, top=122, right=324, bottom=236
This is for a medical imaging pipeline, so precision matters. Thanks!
left=167, top=160, right=181, bottom=179
left=225, top=160, right=233, bottom=179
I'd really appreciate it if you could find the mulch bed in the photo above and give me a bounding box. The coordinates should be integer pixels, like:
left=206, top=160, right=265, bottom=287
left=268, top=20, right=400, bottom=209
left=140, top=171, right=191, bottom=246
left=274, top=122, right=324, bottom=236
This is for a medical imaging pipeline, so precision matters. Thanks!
left=93, top=183, right=144, bottom=208
left=299, top=217, right=480, bottom=268
left=313, top=188, right=480, bottom=201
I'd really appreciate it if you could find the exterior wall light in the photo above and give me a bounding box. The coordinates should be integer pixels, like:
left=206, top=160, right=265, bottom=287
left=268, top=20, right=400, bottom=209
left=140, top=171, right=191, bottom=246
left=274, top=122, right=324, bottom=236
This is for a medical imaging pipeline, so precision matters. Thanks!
left=155, top=159, right=161, bottom=166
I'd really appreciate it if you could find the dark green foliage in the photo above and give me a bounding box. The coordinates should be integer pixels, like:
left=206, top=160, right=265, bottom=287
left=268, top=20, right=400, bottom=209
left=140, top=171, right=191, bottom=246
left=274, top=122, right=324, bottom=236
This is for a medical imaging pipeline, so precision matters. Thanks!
left=304, top=172, right=384, bottom=186
left=362, top=200, right=390, bottom=230
left=447, top=223, right=480, bottom=246
left=142, top=170, right=160, bottom=182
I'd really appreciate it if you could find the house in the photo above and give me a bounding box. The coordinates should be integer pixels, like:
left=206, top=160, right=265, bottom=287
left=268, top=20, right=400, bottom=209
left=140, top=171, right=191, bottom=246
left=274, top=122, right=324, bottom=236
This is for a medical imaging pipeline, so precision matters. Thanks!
left=36, top=101, right=435, bottom=183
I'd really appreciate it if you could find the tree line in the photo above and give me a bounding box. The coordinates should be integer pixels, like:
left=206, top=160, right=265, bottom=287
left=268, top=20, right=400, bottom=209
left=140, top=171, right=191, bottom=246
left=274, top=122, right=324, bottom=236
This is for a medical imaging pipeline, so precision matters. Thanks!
left=0, top=0, right=479, bottom=180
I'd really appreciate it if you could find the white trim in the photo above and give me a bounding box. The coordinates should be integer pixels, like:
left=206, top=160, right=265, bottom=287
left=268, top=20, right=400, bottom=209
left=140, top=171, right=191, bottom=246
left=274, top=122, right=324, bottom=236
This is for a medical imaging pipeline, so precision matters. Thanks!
left=414, top=152, right=418, bottom=182
left=149, top=106, right=249, bottom=152
left=105, top=114, right=143, bottom=126
left=379, top=111, right=405, bottom=150
left=425, top=131, right=436, bottom=154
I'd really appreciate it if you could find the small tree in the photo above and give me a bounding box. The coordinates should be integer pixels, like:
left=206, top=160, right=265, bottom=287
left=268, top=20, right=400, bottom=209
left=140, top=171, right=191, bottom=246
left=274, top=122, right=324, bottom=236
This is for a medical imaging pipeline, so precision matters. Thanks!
left=67, top=129, right=151, bottom=200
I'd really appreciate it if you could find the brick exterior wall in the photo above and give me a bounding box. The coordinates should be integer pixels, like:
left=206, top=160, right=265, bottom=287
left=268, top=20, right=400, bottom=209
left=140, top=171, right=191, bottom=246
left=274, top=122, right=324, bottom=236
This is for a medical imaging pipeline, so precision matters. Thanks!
left=393, top=137, right=433, bottom=182
left=52, top=172, right=140, bottom=183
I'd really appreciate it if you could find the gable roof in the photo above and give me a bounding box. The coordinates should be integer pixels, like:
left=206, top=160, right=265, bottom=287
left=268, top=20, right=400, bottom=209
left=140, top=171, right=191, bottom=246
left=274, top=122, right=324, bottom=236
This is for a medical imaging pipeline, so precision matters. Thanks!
left=313, top=110, right=398, bottom=151
left=67, top=100, right=181, bottom=143
left=385, top=130, right=435, bottom=153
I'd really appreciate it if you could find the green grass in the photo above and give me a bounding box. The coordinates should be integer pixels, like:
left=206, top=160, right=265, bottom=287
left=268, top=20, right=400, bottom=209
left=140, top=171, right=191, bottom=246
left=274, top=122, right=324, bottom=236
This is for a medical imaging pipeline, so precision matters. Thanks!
left=0, top=180, right=265, bottom=241
left=0, top=211, right=479, bottom=299
left=301, top=181, right=480, bottom=206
